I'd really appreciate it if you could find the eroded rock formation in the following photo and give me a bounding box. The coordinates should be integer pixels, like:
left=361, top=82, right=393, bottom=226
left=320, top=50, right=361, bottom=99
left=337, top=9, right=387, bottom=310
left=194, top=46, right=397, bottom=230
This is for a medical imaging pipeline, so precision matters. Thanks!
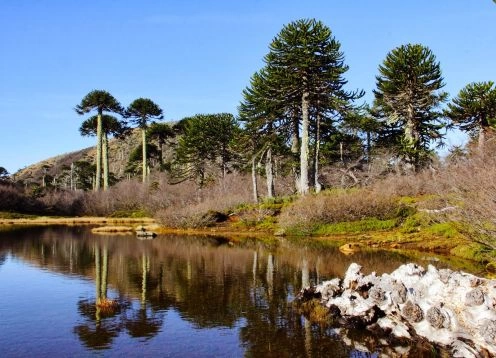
left=297, top=263, right=496, bottom=357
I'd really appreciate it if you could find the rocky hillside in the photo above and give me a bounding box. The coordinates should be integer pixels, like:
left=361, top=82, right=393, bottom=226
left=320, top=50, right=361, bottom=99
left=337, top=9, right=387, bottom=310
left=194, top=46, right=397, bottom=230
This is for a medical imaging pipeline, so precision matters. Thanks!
left=14, top=130, right=143, bottom=187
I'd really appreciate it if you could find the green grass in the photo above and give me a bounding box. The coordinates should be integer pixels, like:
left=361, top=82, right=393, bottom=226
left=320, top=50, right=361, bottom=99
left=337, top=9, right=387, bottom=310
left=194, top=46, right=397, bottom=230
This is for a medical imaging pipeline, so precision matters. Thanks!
left=312, top=218, right=399, bottom=235
left=0, top=211, right=38, bottom=219
left=109, top=209, right=149, bottom=218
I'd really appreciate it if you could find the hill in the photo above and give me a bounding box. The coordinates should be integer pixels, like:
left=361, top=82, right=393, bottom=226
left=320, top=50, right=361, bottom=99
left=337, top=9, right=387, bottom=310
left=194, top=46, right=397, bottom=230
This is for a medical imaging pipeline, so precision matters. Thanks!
left=14, top=130, right=142, bottom=188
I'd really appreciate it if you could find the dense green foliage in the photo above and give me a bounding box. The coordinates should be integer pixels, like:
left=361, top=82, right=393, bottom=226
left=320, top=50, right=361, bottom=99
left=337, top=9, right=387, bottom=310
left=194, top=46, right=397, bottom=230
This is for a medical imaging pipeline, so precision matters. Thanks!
left=445, top=81, right=496, bottom=149
left=75, top=90, right=125, bottom=190
left=373, top=44, right=447, bottom=169
left=126, top=98, right=164, bottom=182
left=172, top=113, right=240, bottom=186
left=251, top=19, right=363, bottom=194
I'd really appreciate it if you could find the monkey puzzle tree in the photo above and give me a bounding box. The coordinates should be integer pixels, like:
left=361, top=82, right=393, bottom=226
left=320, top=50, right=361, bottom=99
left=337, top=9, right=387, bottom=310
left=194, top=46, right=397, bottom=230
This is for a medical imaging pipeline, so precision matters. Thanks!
left=373, top=44, right=447, bottom=170
left=80, top=114, right=129, bottom=189
left=147, top=122, right=175, bottom=169
left=173, top=113, right=240, bottom=187
left=445, top=81, right=496, bottom=151
left=126, top=98, right=163, bottom=182
left=263, top=19, right=360, bottom=194
left=239, top=68, right=285, bottom=198
left=75, top=90, right=124, bottom=190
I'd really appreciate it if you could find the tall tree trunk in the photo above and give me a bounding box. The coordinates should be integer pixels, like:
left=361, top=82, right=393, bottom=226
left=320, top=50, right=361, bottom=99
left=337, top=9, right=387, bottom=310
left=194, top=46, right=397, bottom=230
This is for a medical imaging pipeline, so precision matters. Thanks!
left=265, top=146, right=274, bottom=198
left=300, top=91, right=310, bottom=194
left=142, top=128, right=147, bottom=183
left=366, top=131, right=371, bottom=163
left=291, top=113, right=300, bottom=192
left=103, top=133, right=109, bottom=190
left=251, top=155, right=258, bottom=203
left=314, top=111, right=322, bottom=193
left=95, top=111, right=103, bottom=191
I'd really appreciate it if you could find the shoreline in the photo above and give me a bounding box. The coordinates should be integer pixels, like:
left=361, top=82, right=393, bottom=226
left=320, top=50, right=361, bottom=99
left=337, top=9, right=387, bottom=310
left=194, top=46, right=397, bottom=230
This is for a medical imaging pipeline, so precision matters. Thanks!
left=1, top=216, right=492, bottom=275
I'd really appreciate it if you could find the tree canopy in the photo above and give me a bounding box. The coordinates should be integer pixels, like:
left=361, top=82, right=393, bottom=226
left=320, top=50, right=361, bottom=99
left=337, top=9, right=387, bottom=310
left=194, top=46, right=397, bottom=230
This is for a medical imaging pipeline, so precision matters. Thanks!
left=126, top=98, right=164, bottom=182
left=445, top=81, right=496, bottom=150
left=173, top=113, right=240, bottom=187
left=75, top=90, right=124, bottom=190
left=373, top=43, right=447, bottom=170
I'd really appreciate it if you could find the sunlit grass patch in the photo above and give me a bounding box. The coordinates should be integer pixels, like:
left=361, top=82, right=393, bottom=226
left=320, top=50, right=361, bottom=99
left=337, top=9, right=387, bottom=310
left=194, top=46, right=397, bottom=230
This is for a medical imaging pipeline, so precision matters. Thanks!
left=314, top=218, right=399, bottom=235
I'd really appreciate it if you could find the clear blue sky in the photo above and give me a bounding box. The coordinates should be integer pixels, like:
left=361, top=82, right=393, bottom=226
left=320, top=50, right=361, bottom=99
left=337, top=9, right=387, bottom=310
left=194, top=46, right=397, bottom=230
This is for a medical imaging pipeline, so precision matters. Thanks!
left=1, top=0, right=494, bottom=173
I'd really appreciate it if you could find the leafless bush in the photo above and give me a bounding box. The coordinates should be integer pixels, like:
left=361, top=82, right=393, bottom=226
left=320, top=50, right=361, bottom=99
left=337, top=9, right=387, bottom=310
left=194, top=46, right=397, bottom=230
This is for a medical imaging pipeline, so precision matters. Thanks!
left=278, top=187, right=400, bottom=231
left=0, top=184, right=39, bottom=213
left=440, top=148, right=496, bottom=248
left=37, top=189, right=85, bottom=216
left=155, top=173, right=253, bottom=228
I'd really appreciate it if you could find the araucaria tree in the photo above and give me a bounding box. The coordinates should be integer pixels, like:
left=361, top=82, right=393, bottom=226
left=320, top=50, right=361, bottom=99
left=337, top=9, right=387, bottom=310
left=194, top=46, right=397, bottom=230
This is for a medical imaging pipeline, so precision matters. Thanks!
left=173, top=113, right=240, bottom=187
left=79, top=114, right=129, bottom=189
left=126, top=98, right=163, bottom=182
left=373, top=44, right=447, bottom=170
left=75, top=90, right=124, bottom=190
left=263, top=19, right=361, bottom=194
left=445, top=81, right=496, bottom=151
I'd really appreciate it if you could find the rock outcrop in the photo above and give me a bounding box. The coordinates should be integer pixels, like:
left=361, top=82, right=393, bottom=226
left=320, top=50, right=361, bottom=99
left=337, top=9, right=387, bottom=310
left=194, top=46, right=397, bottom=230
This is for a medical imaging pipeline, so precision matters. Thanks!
left=297, top=263, right=496, bottom=357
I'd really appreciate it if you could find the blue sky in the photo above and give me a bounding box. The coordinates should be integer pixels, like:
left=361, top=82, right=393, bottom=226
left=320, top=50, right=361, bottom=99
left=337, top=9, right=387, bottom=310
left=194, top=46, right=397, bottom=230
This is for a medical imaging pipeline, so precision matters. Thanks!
left=0, top=0, right=494, bottom=173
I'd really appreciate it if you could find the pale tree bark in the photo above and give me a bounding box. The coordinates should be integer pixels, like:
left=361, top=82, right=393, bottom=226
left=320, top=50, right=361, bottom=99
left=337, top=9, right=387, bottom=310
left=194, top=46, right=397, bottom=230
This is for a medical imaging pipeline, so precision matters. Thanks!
left=299, top=91, right=310, bottom=194
left=291, top=114, right=300, bottom=193
left=251, top=156, right=259, bottom=203
left=103, top=133, right=109, bottom=190
left=314, top=111, right=322, bottom=193
left=142, top=128, right=147, bottom=183
left=265, top=146, right=274, bottom=198
left=95, top=111, right=103, bottom=191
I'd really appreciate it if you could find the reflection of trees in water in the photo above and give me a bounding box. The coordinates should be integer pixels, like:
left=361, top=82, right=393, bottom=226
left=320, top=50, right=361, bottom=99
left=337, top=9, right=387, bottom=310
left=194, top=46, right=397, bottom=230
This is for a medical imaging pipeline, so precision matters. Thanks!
left=241, top=250, right=353, bottom=357
left=2, top=227, right=470, bottom=355
left=0, top=253, right=6, bottom=267
left=125, top=254, right=164, bottom=339
left=74, top=243, right=128, bottom=350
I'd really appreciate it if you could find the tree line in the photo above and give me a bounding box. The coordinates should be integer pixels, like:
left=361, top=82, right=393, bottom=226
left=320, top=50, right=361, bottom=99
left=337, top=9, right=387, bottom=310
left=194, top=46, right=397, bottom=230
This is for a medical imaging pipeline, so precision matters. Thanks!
left=6, top=18, right=495, bottom=200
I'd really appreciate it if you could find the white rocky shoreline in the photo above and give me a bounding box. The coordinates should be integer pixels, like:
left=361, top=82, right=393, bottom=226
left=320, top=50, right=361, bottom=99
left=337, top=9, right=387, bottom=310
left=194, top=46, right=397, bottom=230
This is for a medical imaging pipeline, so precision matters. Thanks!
left=296, top=263, right=496, bottom=357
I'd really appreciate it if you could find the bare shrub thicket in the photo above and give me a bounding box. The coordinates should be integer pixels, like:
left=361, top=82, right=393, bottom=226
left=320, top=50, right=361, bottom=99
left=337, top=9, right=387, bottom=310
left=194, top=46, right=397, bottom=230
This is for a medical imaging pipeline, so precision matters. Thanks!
left=278, top=187, right=400, bottom=232
left=37, top=189, right=85, bottom=215
left=0, top=184, right=40, bottom=213
left=155, top=173, right=253, bottom=227
left=440, top=148, right=496, bottom=248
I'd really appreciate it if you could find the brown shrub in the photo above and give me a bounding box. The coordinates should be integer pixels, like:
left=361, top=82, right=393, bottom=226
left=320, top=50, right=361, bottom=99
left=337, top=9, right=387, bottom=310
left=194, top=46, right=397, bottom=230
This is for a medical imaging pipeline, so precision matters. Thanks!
left=440, top=149, right=496, bottom=248
left=278, top=187, right=400, bottom=232
left=155, top=173, right=253, bottom=228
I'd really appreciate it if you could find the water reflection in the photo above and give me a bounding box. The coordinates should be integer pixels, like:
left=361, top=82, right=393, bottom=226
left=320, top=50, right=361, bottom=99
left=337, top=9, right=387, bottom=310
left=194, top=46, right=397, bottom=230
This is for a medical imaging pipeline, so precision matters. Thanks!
left=0, top=226, right=482, bottom=356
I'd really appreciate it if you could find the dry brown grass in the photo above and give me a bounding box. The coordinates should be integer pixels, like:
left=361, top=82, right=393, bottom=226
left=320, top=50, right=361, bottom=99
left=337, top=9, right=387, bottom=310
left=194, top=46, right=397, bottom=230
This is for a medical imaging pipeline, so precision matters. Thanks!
left=0, top=217, right=154, bottom=225
left=278, top=187, right=400, bottom=233
left=155, top=173, right=253, bottom=228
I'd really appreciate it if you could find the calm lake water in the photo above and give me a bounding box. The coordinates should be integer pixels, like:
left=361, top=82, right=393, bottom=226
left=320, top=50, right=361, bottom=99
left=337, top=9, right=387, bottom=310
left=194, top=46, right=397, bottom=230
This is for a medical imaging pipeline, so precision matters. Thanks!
left=0, top=226, right=484, bottom=357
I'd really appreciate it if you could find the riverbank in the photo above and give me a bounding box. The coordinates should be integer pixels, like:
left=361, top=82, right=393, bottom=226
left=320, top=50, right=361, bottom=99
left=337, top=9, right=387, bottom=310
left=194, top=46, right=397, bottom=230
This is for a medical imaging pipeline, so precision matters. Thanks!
left=1, top=213, right=493, bottom=275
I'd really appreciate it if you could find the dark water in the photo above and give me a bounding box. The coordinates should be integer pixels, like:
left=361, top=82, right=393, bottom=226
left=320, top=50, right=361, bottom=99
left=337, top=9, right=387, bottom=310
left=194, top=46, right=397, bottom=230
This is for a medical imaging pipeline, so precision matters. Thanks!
left=0, top=226, right=484, bottom=357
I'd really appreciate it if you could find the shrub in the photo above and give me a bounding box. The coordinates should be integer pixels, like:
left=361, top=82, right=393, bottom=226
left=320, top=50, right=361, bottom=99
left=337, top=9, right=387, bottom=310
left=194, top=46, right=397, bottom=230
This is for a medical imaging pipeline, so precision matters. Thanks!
left=278, top=188, right=400, bottom=232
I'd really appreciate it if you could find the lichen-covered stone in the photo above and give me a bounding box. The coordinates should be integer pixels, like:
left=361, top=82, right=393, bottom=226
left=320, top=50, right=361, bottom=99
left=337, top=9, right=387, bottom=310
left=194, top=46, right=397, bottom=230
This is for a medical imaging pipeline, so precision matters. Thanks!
left=426, top=306, right=445, bottom=329
left=402, top=300, right=423, bottom=323
left=369, top=286, right=385, bottom=303
left=469, top=277, right=482, bottom=288
left=482, top=320, right=496, bottom=344
left=391, top=281, right=407, bottom=304
left=465, top=287, right=485, bottom=306
left=320, top=282, right=342, bottom=300
left=438, top=269, right=452, bottom=284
